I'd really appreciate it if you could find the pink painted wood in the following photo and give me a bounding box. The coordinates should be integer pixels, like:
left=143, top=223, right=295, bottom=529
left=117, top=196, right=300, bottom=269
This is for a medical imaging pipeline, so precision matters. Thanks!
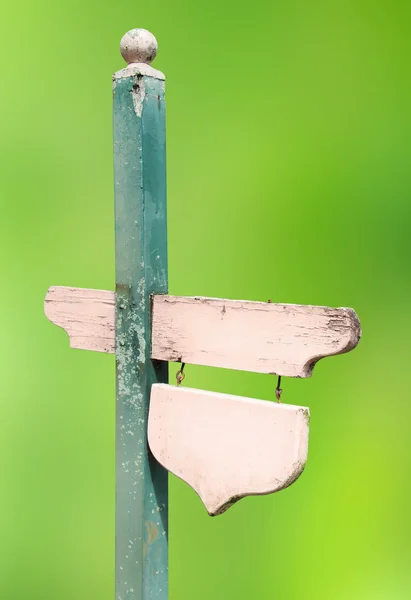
left=148, top=384, right=310, bottom=516
left=44, top=286, right=115, bottom=353
left=151, top=295, right=361, bottom=377
left=44, top=286, right=361, bottom=378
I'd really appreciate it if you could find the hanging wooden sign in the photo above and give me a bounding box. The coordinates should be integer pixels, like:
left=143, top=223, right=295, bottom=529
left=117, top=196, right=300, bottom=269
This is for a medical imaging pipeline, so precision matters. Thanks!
left=148, top=384, right=310, bottom=515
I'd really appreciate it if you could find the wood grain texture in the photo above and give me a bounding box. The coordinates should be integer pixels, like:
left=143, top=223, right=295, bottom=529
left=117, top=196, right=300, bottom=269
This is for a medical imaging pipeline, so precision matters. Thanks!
left=148, top=384, right=310, bottom=516
left=44, top=286, right=115, bottom=353
left=151, top=295, right=361, bottom=377
left=44, top=289, right=361, bottom=377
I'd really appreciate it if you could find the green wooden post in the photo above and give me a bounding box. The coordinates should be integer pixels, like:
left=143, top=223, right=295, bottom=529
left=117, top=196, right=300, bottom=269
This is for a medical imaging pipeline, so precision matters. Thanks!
left=113, top=29, right=168, bottom=600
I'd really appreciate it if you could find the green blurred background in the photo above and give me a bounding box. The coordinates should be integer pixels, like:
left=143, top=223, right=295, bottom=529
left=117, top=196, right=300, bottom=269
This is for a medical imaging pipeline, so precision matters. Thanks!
left=1, top=1, right=411, bottom=598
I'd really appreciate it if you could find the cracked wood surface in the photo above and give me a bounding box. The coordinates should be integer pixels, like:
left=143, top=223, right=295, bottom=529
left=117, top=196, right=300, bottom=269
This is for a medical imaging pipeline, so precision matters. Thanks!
left=44, top=287, right=361, bottom=378
left=44, top=286, right=115, bottom=353
left=151, top=295, right=361, bottom=377
left=148, top=384, right=310, bottom=516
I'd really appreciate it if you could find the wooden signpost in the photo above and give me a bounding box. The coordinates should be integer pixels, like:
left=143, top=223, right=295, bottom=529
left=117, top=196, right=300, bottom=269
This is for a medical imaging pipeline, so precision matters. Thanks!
left=44, top=28, right=361, bottom=600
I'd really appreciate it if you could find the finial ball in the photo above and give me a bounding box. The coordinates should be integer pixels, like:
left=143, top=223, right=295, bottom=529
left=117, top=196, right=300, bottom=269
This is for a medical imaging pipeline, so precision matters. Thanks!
left=120, top=29, right=158, bottom=65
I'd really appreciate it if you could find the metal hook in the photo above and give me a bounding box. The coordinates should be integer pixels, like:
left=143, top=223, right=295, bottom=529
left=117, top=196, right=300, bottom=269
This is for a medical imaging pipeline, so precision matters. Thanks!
left=275, top=375, right=282, bottom=403
left=176, top=363, right=185, bottom=386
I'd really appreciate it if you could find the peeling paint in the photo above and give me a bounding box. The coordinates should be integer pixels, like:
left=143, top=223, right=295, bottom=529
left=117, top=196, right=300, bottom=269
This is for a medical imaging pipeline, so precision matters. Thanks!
left=114, top=71, right=168, bottom=600
left=145, top=521, right=159, bottom=545
left=131, top=77, right=145, bottom=117
left=113, top=62, right=165, bottom=81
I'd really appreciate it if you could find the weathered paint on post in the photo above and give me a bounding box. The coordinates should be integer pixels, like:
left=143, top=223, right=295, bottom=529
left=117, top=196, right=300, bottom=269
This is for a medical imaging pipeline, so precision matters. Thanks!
left=113, top=29, right=168, bottom=600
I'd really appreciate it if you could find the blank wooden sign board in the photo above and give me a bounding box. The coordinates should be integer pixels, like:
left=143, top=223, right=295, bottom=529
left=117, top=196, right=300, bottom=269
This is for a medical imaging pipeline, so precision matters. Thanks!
left=44, top=28, right=361, bottom=600
left=148, top=384, right=310, bottom=516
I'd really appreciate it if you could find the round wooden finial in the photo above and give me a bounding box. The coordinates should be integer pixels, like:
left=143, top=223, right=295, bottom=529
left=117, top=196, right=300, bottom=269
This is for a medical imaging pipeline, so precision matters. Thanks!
left=120, top=29, right=158, bottom=65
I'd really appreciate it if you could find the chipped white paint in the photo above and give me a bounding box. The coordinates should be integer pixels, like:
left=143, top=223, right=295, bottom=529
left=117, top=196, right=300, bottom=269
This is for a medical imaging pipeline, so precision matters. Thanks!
left=131, top=77, right=145, bottom=117
left=151, top=295, right=361, bottom=377
left=148, top=384, right=309, bottom=515
left=44, top=286, right=115, bottom=353
left=113, top=63, right=165, bottom=82
left=43, top=287, right=361, bottom=377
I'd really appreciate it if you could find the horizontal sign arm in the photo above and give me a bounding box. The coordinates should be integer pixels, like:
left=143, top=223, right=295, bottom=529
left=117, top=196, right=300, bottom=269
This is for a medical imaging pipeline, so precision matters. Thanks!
left=44, top=286, right=361, bottom=378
